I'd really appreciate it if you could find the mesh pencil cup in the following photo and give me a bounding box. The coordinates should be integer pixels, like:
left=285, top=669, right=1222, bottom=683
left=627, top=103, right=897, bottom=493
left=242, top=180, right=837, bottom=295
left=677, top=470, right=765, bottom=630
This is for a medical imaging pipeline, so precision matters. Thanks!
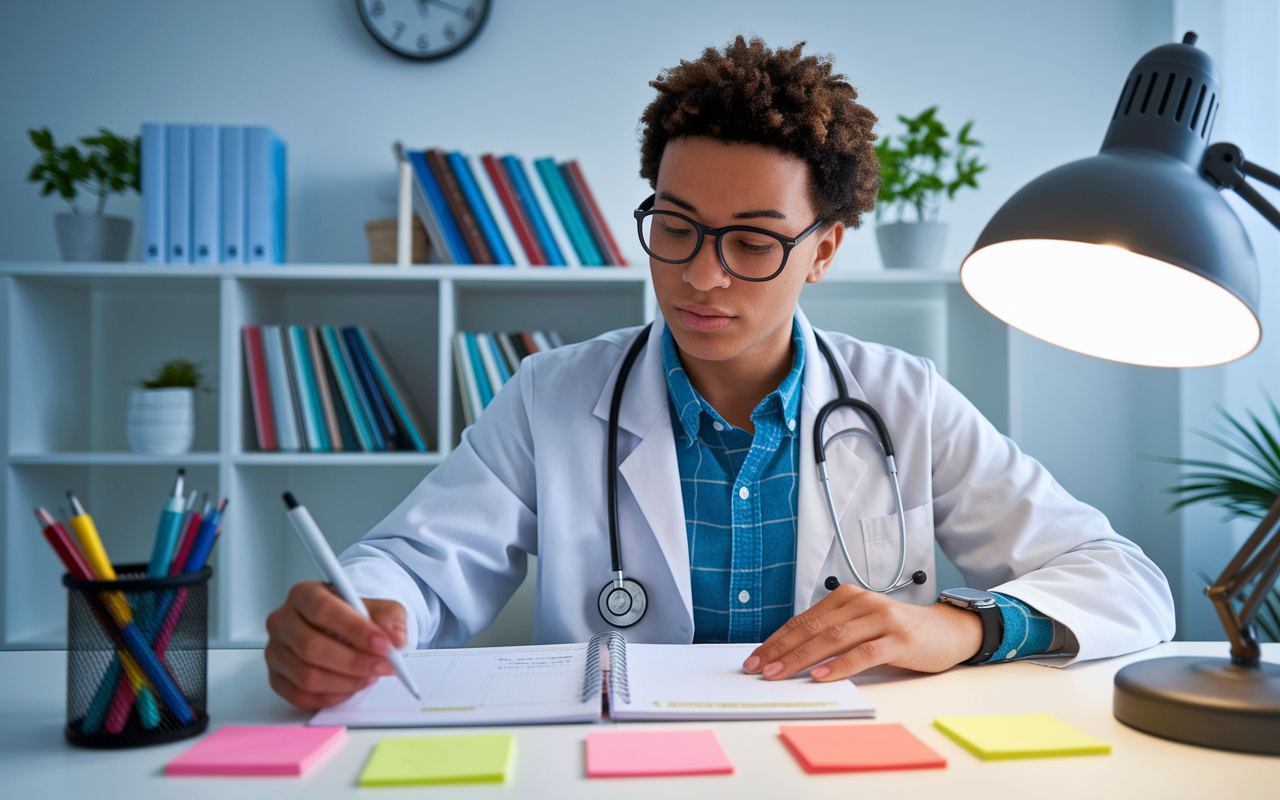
left=63, top=562, right=211, bottom=748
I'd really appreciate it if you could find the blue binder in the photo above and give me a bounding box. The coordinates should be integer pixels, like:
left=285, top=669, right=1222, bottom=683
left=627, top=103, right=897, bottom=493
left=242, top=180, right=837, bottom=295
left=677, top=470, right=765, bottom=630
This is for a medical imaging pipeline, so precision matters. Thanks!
left=191, top=125, right=221, bottom=264
left=219, top=126, right=246, bottom=264
left=165, top=124, right=191, bottom=263
left=141, top=123, right=166, bottom=263
left=246, top=126, right=286, bottom=264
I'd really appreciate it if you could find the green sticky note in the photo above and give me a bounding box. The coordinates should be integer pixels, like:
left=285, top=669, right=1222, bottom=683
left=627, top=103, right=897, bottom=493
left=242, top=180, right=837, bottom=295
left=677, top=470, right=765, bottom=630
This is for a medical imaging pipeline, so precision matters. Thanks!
left=359, top=733, right=514, bottom=786
left=933, top=713, right=1111, bottom=760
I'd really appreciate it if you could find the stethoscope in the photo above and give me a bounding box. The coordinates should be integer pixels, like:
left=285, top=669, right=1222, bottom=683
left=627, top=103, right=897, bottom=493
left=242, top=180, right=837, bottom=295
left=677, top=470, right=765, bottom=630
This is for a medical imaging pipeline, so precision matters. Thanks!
left=598, top=324, right=926, bottom=629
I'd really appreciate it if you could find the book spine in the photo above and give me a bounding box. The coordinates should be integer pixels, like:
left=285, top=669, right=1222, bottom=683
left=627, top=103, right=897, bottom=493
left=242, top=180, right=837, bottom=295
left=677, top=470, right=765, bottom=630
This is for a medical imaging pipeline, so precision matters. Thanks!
left=536, top=157, right=603, bottom=266
left=165, top=124, right=192, bottom=264
left=481, top=154, right=542, bottom=265
left=321, top=326, right=375, bottom=451
left=486, top=332, right=512, bottom=383
left=496, top=332, right=522, bottom=375
left=262, top=325, right=301, bottom=452
left=219, top=126, right=247, bottom=264
left=449, top=151, right=512, bottom=265
left=320, top=332, right=360, bottom=451
left=191, top=125, right=221, bottom=264
left=306, top=325, right=343, bottom=452
left=241, top=325, right=276, bottom=451
left=532, top=330, right=554, bottom=352
left=406, top=150, right=457, bottom=263
left=464, top=333, right=494, bottom=409
left=453, top=332, right=479, bottom=427
left=468, top=154, right=525, bottom=267
left=289, top=325, right=328, bottom=451
left=427, top=149, right=487, bottom=264
left=343, top=327, right=399, bottom=450
left=280, top=326, right=311, bottom=450
left=502, top=156, right=564, bottom=265
left=474, top=333, right=507, bottom=400
left=334, top=327, right=385, bottom=451
left=358, top=327, right=429, bottom=452
left=547, top=330, right=565, bottom=348
left=141, top=123, right=166, bottom=263
left=508, top=330, right=530, bottom=362
left=563, top=161, right=625, bottom=266
left=525, top=158, right=580, bottom=267
left=520, top=331, right=541, bottom=356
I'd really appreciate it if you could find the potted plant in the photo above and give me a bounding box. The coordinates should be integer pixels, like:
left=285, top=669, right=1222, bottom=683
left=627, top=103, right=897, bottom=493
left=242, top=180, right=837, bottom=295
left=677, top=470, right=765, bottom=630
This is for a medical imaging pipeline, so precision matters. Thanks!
left=127, top=358, right=212, bottom=456
left=26, top=126, right=140, bottom=262
left=1160, top=402, right=1280, bottom=641
left=874, top=107, right=986, bottom=269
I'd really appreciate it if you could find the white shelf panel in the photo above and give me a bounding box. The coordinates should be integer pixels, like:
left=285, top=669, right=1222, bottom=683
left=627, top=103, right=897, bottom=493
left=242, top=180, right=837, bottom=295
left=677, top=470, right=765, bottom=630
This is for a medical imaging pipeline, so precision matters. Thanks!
left=9, top=451, right=222, bottom=466
left=233, top=452, right=445, bottom=467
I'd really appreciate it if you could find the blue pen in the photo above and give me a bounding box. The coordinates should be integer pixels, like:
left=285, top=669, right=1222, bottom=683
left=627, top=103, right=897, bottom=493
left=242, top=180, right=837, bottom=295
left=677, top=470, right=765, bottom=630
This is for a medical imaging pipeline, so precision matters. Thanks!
left=183, top=497, right=225, bottom=573
left=147, top=469, right=186, bottom=578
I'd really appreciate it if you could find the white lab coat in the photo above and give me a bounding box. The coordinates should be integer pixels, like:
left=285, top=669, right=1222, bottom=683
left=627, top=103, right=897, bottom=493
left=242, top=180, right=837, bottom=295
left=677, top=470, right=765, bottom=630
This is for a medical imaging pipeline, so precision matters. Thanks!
left=343, top=310, right=1175, bottom=664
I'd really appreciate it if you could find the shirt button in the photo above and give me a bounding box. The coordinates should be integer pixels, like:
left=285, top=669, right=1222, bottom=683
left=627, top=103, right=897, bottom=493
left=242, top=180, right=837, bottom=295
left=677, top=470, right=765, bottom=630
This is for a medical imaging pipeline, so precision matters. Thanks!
left=738, top=590, right=750, bottom=604
left=787, top=418, right=796, bottom=431
left=712, top=421, right=724, bottom=432
left=738, top=486, right=750, bottom=500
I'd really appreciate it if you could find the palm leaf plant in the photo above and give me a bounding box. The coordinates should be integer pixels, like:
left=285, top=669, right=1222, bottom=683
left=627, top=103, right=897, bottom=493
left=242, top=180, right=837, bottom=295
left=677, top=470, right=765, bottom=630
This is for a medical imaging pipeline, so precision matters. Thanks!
left=1161, top=400, right=1280, bottom=641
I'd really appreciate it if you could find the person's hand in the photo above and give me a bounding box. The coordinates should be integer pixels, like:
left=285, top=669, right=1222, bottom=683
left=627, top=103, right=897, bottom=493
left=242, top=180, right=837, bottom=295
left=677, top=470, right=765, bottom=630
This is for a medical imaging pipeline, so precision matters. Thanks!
left=742, top=584, right=984, bottom=681
left=265, top=581, right=408, bottom=709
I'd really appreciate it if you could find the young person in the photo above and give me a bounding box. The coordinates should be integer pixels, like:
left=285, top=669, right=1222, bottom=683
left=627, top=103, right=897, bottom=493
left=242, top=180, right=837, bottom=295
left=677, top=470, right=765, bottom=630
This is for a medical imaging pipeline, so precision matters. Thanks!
left=265, top=36, right=1174, bottom=709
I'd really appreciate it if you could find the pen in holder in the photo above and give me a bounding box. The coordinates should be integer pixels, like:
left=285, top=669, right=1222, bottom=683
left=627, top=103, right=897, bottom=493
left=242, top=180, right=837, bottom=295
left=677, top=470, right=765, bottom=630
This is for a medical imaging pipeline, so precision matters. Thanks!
left=63, top=562, right=211, bottom=748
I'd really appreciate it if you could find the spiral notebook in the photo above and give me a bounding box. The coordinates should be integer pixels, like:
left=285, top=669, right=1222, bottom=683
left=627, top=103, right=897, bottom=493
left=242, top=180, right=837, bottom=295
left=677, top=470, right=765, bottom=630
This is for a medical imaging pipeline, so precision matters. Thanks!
left=310, top=632, right=874, bottom=728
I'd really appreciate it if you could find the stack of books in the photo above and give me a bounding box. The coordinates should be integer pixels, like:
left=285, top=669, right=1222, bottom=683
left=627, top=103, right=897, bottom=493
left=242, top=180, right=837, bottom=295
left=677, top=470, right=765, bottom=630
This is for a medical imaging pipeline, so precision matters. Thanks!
left=454, top=330, right=564, bottom=425
left=242, top=325, right=429, bottom=453
left=403, top=148, right=626, bottom=267
left=143, top=124, right=286, bottom=265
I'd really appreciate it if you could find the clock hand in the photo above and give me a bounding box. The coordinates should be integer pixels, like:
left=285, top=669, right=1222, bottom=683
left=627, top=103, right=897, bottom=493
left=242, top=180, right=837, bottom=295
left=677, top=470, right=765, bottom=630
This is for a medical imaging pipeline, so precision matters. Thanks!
left=416, top=0, right=429, bottom=17
left=425, top=0, right=468, bottom=16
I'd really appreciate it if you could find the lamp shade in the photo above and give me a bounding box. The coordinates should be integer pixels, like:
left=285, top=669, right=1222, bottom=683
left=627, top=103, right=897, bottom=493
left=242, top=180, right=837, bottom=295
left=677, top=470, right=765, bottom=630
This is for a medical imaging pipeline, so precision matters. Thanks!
left=960, top=39, right=1262, bottom=368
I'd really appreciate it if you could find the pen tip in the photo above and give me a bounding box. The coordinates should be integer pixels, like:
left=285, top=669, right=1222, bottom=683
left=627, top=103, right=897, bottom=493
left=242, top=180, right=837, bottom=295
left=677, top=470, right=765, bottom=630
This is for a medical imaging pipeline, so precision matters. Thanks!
left=282, top=492, right=298, bottom=509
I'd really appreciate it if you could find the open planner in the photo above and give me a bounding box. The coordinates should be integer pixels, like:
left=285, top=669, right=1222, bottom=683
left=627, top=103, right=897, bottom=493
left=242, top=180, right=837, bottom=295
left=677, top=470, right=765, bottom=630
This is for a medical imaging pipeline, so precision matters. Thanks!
left=310, top=632, right=874, bottom=728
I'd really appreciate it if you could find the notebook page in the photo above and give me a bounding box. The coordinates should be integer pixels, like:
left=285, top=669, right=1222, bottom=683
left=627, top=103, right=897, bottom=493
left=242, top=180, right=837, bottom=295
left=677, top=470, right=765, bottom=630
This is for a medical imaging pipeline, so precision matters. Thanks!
left=611, top=643, right=875, bottom=721
left=310, top=643, right=602, bottom=728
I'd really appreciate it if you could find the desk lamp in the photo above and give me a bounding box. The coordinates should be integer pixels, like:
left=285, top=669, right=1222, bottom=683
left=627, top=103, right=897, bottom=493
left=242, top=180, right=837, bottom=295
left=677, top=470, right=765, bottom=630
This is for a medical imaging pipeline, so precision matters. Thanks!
left=959, top=32, right=1280, bottom=755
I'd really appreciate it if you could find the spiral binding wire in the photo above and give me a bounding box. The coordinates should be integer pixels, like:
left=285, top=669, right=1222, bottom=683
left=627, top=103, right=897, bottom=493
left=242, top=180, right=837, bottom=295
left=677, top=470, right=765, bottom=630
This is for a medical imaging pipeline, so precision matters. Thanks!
left=581, top=632, right=606, bottom=703
left=603, top=631, right=629, bottom=704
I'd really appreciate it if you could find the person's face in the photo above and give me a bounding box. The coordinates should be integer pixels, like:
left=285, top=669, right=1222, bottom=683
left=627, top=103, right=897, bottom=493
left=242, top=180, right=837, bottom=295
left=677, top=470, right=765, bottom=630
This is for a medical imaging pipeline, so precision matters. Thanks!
left=647, top=136, right=841, bottom=366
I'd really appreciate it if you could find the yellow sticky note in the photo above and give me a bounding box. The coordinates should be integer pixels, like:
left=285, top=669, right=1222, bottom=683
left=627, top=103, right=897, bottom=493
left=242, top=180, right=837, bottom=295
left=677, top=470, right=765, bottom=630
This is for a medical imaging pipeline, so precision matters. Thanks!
left=933, top=713, right=1111, bottom=760
left=359, top=733, right=514, bottom=786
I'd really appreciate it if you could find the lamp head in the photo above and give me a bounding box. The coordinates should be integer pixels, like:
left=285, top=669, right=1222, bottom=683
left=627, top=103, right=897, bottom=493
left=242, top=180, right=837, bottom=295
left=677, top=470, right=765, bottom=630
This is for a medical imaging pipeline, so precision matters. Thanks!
left=960, top=33, right=1261, bottom=368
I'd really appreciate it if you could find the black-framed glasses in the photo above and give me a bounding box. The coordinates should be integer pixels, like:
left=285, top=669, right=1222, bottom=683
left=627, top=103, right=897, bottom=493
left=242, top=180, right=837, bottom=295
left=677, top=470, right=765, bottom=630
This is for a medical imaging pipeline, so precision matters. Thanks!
left=633, top=194, right=825, bottom=282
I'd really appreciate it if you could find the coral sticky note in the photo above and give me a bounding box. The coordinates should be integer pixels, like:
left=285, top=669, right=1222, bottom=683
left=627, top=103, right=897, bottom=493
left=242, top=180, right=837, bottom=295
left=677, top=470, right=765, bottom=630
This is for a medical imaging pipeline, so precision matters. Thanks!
left=166, top=725, right=346, bottom=777
left=586, top=729, right=734, bottom=778
left=779, top=724, right=946, bottom=773
left=359, top=733, right=514, bottom=786
left=933, top=713, right=1111, bottom=759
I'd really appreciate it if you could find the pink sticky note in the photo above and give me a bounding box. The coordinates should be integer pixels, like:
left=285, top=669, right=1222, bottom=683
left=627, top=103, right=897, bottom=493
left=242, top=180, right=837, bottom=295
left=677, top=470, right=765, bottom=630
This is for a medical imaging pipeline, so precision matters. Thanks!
left=586, top=729, right=733, bottom=778
left=780, top=723, right=946, bottom=773
left=166, top=725, right=347, bottom=777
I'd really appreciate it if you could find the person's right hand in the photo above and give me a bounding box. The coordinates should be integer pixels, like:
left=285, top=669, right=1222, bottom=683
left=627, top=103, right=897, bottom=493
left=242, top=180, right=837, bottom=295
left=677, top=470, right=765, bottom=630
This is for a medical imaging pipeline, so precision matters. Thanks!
left=265, top=581, right=408, bottom=709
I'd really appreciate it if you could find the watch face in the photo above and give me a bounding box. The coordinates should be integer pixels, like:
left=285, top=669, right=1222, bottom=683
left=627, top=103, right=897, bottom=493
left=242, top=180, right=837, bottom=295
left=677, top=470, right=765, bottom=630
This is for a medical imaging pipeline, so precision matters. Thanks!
left=357, top=0, right=490, bottom=61
left=940, top=588, right=996, bottom=607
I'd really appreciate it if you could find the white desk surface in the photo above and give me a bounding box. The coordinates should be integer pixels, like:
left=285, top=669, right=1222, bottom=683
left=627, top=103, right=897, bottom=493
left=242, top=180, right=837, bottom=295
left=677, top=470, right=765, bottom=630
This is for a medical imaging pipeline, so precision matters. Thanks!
left=1, top=642, right=1275, bottom=798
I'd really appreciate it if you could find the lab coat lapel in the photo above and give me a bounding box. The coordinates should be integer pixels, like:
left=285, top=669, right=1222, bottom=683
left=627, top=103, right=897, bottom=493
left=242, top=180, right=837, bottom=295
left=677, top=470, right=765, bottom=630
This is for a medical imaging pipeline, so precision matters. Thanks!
left=794, top=309, right=872, bottom=612
left=591, top=322, right=693, bottom=622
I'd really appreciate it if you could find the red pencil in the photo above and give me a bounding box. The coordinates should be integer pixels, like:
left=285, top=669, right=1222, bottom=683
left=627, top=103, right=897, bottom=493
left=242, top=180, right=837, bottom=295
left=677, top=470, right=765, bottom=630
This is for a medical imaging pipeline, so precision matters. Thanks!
left=35, top=507, right=96, bottom=580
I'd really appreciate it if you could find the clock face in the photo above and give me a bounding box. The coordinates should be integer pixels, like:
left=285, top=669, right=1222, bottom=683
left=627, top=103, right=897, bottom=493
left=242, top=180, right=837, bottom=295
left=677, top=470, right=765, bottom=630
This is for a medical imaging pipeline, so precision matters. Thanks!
left=356, top=0, right=490, bottom=60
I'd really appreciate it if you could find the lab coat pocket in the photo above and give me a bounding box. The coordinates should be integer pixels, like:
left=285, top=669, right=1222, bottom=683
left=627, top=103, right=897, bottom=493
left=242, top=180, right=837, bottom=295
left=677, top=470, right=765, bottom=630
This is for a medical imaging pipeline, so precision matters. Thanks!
left=858, top=502, right=935, bottom=591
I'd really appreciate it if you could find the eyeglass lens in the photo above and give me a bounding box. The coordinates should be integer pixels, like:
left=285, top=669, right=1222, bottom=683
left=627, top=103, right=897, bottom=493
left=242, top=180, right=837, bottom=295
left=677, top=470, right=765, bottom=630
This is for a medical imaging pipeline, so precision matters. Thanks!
left=640, top=212, right=786, bottom=280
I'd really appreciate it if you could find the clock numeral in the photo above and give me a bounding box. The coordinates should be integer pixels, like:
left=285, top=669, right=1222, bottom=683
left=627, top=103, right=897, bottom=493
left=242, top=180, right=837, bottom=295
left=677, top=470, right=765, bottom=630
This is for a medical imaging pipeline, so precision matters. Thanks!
left=370, top=0, right=385, bottom=17
left=391, top=20, right=406, bottom=41
left=464, top=5, right=476, bottom=20
left=416, top=33, right=430, bottom=52
left=444, top=23, right=457, bottom=42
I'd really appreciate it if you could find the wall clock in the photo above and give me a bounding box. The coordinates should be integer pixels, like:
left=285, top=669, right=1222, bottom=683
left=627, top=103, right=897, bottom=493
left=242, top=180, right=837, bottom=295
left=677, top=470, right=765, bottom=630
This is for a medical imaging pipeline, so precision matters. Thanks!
left=356, top=0, right=490, bottom=61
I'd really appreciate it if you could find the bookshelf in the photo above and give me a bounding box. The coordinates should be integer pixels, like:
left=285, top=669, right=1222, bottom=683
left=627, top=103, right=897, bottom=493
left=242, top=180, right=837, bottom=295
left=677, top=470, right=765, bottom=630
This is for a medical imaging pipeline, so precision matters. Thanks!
left=0, top=262, right=1005, bottom=650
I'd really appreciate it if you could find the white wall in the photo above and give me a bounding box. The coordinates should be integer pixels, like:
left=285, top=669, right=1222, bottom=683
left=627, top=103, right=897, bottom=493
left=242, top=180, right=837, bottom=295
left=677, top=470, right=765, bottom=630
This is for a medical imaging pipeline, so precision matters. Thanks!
left=7, top=1, right=1224, bottom=632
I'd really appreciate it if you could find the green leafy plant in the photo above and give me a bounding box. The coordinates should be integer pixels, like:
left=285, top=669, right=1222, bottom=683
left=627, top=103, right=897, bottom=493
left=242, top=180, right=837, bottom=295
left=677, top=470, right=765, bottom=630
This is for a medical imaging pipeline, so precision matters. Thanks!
left=1159, top=400, right=1280, bottom=641
left=874, top=106, right=987, bottom=223
left=132, top=358, right=213, bottom=394
left=26, top=127, right=140, bottom=215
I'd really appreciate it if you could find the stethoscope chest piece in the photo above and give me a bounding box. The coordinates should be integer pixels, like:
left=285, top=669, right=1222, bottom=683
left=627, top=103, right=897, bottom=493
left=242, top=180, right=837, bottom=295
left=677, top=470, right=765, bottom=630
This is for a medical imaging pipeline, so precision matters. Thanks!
left=598, top=578, right=647, bottom=628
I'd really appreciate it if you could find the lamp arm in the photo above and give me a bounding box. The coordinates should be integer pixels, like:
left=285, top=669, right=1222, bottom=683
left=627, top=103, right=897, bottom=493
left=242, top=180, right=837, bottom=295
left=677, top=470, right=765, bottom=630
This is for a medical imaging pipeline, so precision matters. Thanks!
left=1203, top=143, right=1280, bottom=232
left=1205, top=491, right=1280, bottom=666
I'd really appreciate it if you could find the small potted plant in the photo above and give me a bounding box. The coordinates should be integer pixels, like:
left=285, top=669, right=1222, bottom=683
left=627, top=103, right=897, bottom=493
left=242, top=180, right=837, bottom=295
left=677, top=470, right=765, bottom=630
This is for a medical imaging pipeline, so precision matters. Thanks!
left=127, top=358, right=212, bottom=455
left=874, top=107, right=987, bottom=269
left=26, top=126, right=140, bottom=262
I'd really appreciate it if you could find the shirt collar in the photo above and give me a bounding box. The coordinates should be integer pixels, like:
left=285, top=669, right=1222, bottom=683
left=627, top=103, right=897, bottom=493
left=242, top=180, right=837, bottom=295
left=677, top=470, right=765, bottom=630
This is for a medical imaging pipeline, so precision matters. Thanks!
left=662, top=318, right=805, bottom=447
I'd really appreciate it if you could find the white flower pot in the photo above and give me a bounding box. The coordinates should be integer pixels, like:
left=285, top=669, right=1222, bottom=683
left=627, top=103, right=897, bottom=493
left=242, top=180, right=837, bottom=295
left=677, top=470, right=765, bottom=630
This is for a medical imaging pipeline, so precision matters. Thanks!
left=54, top=213, right=132, bottom=262
left=875, top=221, right=949, bottom=270
left=127, top=388, right=194, bottom=455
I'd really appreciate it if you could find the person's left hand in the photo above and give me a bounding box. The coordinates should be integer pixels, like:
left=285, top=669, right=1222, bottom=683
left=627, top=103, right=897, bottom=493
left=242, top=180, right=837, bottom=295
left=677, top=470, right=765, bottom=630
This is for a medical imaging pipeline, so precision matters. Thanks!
left=742, top=584, right=984, bottom=681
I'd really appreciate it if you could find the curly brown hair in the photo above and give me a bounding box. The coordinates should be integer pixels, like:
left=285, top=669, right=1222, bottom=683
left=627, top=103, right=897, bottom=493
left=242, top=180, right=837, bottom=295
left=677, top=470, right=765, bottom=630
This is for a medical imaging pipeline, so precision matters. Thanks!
left=639, top=36, right=880, bottom=229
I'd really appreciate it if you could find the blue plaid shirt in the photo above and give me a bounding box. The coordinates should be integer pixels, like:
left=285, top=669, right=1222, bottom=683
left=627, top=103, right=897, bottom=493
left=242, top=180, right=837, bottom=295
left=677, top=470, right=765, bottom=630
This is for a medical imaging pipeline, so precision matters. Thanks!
left=663, top=321, right=803, bottom=643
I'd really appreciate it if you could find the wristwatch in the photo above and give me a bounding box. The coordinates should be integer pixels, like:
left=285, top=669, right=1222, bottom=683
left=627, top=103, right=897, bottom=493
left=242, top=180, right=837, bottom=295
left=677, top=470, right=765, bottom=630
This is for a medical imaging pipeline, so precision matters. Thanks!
left=937, top=588, right=1004, bottom=665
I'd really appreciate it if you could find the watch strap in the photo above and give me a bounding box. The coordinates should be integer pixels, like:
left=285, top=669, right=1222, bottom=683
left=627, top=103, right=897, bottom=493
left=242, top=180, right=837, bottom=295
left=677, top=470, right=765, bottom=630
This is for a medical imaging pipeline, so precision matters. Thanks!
left=964, top=602, right=1004, bottom=665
